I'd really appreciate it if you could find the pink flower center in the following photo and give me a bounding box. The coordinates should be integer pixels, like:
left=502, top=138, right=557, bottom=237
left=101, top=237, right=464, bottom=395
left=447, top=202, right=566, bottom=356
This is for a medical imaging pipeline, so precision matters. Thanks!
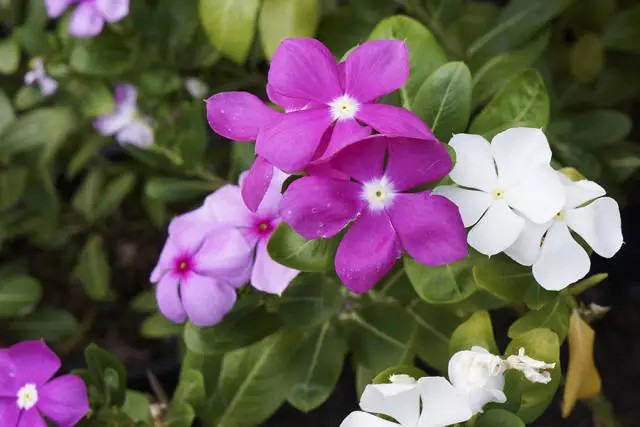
left=254, top=218, right=275, bottom=237
left=173, top=255, right=193, bottom=278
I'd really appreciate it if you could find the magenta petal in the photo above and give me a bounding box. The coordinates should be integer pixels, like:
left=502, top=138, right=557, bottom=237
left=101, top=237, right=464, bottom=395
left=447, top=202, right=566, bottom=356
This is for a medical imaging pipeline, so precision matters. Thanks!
left=156, top=274, right=186, bottom=324
left=18, top=409, right=47, bottom=427
left=356, top=103, right=433, bottom=140
left=181, top=275, right=236, bottom=326
left=0, top=401, right=19, bottom=425
left=94, top=0, right=129, bottom=22
left=68, top=2, right=104, bottom=38
left=344, top=40, right=409, bottom=103
left=335, top=211, right=402, bottom=293
left=0, top=351, right=17, bottom=396
left=314, top=119, right=372, bottom=162
left=280, top=176, right=364, bottom=239
left=330, top=135, right=387, bottom=183
left=256, top=166, right=288, bottom=218
left=8, top=341, right=60, bottom=385
left=266, top=84, right=310, bottom=111
left=241, top=156, right=274, bottom=212
left=251, top=240, right=299, bottom=295
left=305, top=162, right=350, bottom=180
left=268, top=38, right=342, bottom=104
left=256, top=108, right=332, bottom=173
left=206, top=92, right=280, bottom=142
left=38, top=375, right=89, bottom=427
left=44, top=0, right=73, bottom=18
left=385, top=137, right=452, bottom=191
left=389, top=193, right=467, bottom=266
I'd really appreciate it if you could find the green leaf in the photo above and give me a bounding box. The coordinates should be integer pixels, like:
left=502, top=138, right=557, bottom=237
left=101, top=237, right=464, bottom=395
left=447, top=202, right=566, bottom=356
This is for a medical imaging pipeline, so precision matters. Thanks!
left=205, top=332, right=303, bottom=426
left=176, top=101, right=207, bottom=168
left=259, top=0, right=320, bottom=59
left=145, top=177, right=219, bottom=202
left=0, top=167, right=28, bottom=211
left=0, top=37, right=19, bottom=74
left=172, top=369, right=205, bottom=410
left=131, top=290, right=157, bottom=313
left=404, top=254, right=477, bottom=304
left=373, top=364, right=427, bottom=384
left=70, top=33, right=137, bottom=76
left=412, top=61, right=471, bottom=142
left=505, top=329, right=561, bottom=422
left=165, top=404, right=195, bottom=427
left=0, top=275, right=42, bottom=317
left=181, top=350, right=222, bottom=395
left=73, top=235, right=112, bottom=301
left=141, top=313, right=183, bottom=338
left=199, top=0, right=260, bottom=64
left=85, top=343, right=127, bottom=406
left=64, top=80, right=115, bottom=118
left=14, top=86, right=45, bottom=111
left=603, top=4, right=640, bottom=52
left=72, top=170, right=104, bottom=222
left=277, top=273, right=342, bottom=329
left=288, top=322, right=347, bottom=412
left=67, top=137, right=104, bottom=179
left=426, top=0, right=462, bottom=27
left=267, top=222, right=339, bottom=272
left=140, top=69, right=182, bottom=96
left=0, top=89, right=14, bottom=134
left=469, top=69, right=550, bottom=140
left=549, top=110, right=632, bottom=148
left=8, top=308, right=78, bottom=341
left=348, top=303, right=416, bottom=372
left=508, top=297, right=571, bottom=342
left=475, top=409, right=526, bottom=427
left=0, top=107, right=75, bottom=156
left=449, top=311, right=498, bottom=355
left=94, top=172, right=136, bottom=221
left=369, top=15, right=447, bottom=104
left=569, top=34, right=604, bottom=83
left=122, top=390, right=151, bottom=424
left=468, top=0, right=575, bottom=57
left=455, top=2, right=500, bottom=50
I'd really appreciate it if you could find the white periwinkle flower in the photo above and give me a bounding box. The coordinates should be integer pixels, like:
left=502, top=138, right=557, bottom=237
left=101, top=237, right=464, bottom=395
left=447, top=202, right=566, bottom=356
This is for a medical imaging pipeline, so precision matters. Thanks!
left=505, top=172, right=623, bottom=290
left=340, top=375, right=472, bottom=427
left=505, top=348, right=556, bottom=384
left=24, top=58, right=58, bottom=96
left=435, top=127, right=565, bottom=256
left=448, top=346, right=506, bottom=414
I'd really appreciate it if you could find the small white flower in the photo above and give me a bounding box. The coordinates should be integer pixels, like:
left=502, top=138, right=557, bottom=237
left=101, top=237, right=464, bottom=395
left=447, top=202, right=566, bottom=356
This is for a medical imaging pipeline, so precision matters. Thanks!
left=505, top=348, right=555, bottom=384
left=505, top=172, right=623, bottom=290
left=435, top=128, right=565, bottom=256
left=24, top=58, right=58, bottom=97
left=448, top=346, right=507, bottom=414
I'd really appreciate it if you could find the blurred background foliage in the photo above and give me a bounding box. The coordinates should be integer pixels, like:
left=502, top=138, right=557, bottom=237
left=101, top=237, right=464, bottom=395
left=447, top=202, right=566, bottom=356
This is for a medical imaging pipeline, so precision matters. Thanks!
left=1, top=0, right=640, bottom=425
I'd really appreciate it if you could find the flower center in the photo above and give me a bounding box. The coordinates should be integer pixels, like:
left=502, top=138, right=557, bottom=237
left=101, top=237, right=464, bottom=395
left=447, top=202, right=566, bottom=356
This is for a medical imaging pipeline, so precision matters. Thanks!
left=362, top=177, right=395, bottom=210
left=17, top=383, right=38, bottom=410
left=554, top=210, right=565, bottom=220
left=492, top=189, right=505, bottom=200
left=329, top=94, right=359, bottom=121
left=254, top=219, right=274, bottom=237
left=173, top=255, right=193, bottom=277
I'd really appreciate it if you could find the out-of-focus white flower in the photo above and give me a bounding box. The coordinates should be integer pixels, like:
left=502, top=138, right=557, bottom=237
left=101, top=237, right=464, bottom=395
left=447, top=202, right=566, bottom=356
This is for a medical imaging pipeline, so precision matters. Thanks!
left=24, top=58, right=58, bottom=97
left=184, top=77, right=210, bottom=99
left=505, top=347, right=556, bottom=384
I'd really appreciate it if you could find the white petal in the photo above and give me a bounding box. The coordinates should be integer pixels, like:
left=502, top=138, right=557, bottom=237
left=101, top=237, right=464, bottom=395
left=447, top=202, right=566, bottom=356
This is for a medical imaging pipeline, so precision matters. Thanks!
left=93, top=110, right=132, bottom=136
left=504, top=220, right=551, bottom=266
left=340, top=412, right=400, bottom=427
left=561, top=176, right=606, bottom=209
left=418, top=377, right=473, bottom=427
left=566, top=197, right=623, bottom=258
left=433, top=186, right=492, bottom=227
left=492, top=127, right=552, bottom=187
left=448, top=133, right=498, bottom=192
left=115, top=119, right=154, bottom=148
left=468, top=200, right=525, bottom=256
left=360, top=383, right=420, bottom=427
left=39, top=76, right=58, bottom=96
left=506, top=164, right=565, bottom=224
left=532, top=222, right=591, bottom=291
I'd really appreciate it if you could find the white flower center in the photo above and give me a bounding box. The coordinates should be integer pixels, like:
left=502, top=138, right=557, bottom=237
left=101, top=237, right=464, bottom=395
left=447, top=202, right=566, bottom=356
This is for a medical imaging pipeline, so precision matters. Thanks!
left=17, top=383, right=38, bottom=410
left=329, top=94, right=359, bottom=121
left=362, top=177, right=396, bottom=210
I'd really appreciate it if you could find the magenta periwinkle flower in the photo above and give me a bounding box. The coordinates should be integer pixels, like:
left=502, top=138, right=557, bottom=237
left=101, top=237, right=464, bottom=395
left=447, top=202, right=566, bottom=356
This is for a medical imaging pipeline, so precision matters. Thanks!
left=280, top=135, right=468, bottom=293
left=0, top=340, right=89, bottom=427
left=206, top=38, right=434, bottom=173
left=44, top=0, right=129, bottom=38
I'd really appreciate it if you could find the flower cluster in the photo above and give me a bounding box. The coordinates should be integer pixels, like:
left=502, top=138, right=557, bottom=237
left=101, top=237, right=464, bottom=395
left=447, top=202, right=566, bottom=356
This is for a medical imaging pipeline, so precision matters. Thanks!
left=45, top=0, right=129, bottom=38
left=0, top=340, right=89, bottom=427
left=342, top=346, right=555, bottom=427
left=24, top=58, right=58, bottom=97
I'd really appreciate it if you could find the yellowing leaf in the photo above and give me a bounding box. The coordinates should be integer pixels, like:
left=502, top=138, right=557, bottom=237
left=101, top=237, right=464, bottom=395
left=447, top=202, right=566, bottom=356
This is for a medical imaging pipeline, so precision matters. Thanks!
left=562, top=311, right=602, bottom=417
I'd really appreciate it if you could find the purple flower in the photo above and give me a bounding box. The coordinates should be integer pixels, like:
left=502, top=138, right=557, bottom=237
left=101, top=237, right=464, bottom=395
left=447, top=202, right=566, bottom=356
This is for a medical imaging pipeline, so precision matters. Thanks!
left=206, top=38, right=434, bottom=173
left=279, top=135, right=468, bottom=293
left=44, top=0, right=129, bottom=38
left=93, top=84, right=154, bottom=149
left=0, top=340, right=89, bottom=427
left=150, top=220, right=254, bottom=327
left=24, top=58, right=58, bottom=97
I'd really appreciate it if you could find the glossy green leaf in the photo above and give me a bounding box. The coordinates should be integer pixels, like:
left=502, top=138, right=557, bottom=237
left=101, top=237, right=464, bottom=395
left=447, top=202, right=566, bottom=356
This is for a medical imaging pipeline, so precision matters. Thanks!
left=85, top=343, right=127, bottom=406
left=73, top=235, right=112, bottom=301
left=121, top=390, right=151, bottom=424
left=165, top=404, right=195, bottom=427
left=508, top=297, right=572, bottom=341
left=450, top=311, right=498, bottom=355
left=475, top=409, right=526, bottom=427
left=181, top=350, right=222, bottom=396
left=455, top=2, right=500, bottom=50
left=199, top=0, right=260, bottom=64
left=141, top=313, right=183, bottom=338
left=145, top=178, right=219, bottom=202
left=172, top=368, right=205, bottom=410
left=469, top=69, right=549, bottom=139
left=0, top=107, right=75, bottom=156
left=412, top=62, right=471, bottom=141
left=267, top=223, right=339, bottom=272
left=603, top=4, right=640, bottom=52
left=0, top=275, right=42, bottom=317
left=259, top=0, right=319, bottom=59
left=404, top=255, right=477, bottom=304
left=0, top=37, right=19, bottom=74
left=8, top=309, right=78, bottom=341
left=277, top=273, right=342, bottom=329
left=549, top=110, right=632, bottom=148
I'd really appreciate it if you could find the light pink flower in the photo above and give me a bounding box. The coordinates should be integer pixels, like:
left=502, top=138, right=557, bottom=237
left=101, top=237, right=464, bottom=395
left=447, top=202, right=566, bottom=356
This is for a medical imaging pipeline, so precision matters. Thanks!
left=44, top=0, right=129, bottom=38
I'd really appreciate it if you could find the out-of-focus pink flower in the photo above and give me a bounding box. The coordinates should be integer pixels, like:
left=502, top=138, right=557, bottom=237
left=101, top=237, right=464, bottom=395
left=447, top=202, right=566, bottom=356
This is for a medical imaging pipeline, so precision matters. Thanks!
left=44, top=0, right=129, bottom=38
left=24, top=58, right=57, bottom=97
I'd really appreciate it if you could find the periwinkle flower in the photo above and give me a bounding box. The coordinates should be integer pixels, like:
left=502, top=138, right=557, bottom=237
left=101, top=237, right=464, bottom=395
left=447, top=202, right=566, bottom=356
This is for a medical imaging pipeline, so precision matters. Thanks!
left=0, top=340, right=89, bottom=427
left=24, top=58, right=57, bottom=97
left=44, top=0, right=129, bottom=38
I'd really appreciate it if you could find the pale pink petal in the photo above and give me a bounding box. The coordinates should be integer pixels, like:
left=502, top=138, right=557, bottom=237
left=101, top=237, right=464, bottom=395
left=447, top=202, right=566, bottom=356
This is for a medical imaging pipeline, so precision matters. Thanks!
left=202, top=185, right=253, bottom=228
left=432, top=186, right=492, bottom=228
left=206, top=92, right=280, bottom=142
left=150, top=237, right=180, bottom=283
left=266, top=84, right=311, bottom=111
left=8, top=341, right=60, bottom=385
left=256, top=167, right=288, bottom=218
left=356, top=103, right=433, bottom=140
left=114, top=83, right=137, bottom=108
left=38, top=375, right=89, bottom=427
left=115, top=119, right=154, bottom=149
left=566, top=197, right=623, bottom=258
left=181, top=275, right=236, bottom=326
left=448, top=133, right=498, bottom=192
left=344, top=40, right=409, bottom=103
left=329, top=135, right=386, bottom=183
left=388, top=193, right=467, bottom=266
left=340, top=411, right=399, bottom=427
left=335, top=211, right=402, bottom=293
left=0, top=401, right=19, bottom=426
left=268, top=38, right=342, bottom=104
left=241, top=156, right=274, bottom=212
left=69, top=2, right=105, bottom=38
left=155, top=274, right=186, bottom=324
left=251, top=240, right=299, bottom=295
left=385, top=136, right=452, bottom=191
left=467, top=200, right=525, bottom=256
left=18, top=410, right=47, bottom=427
left=314, top=119, right=372, bottom=162
left=280, top=176, right=364, bottom=240
left=95, top=0, right=128, bottom=22
left=93, top=111, right=130, bottom=136
left=256, top=108, right=333, bottom=173
left=194, top=228, right=254, bottom=279
left=44, top=0, right=73, bottom=18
